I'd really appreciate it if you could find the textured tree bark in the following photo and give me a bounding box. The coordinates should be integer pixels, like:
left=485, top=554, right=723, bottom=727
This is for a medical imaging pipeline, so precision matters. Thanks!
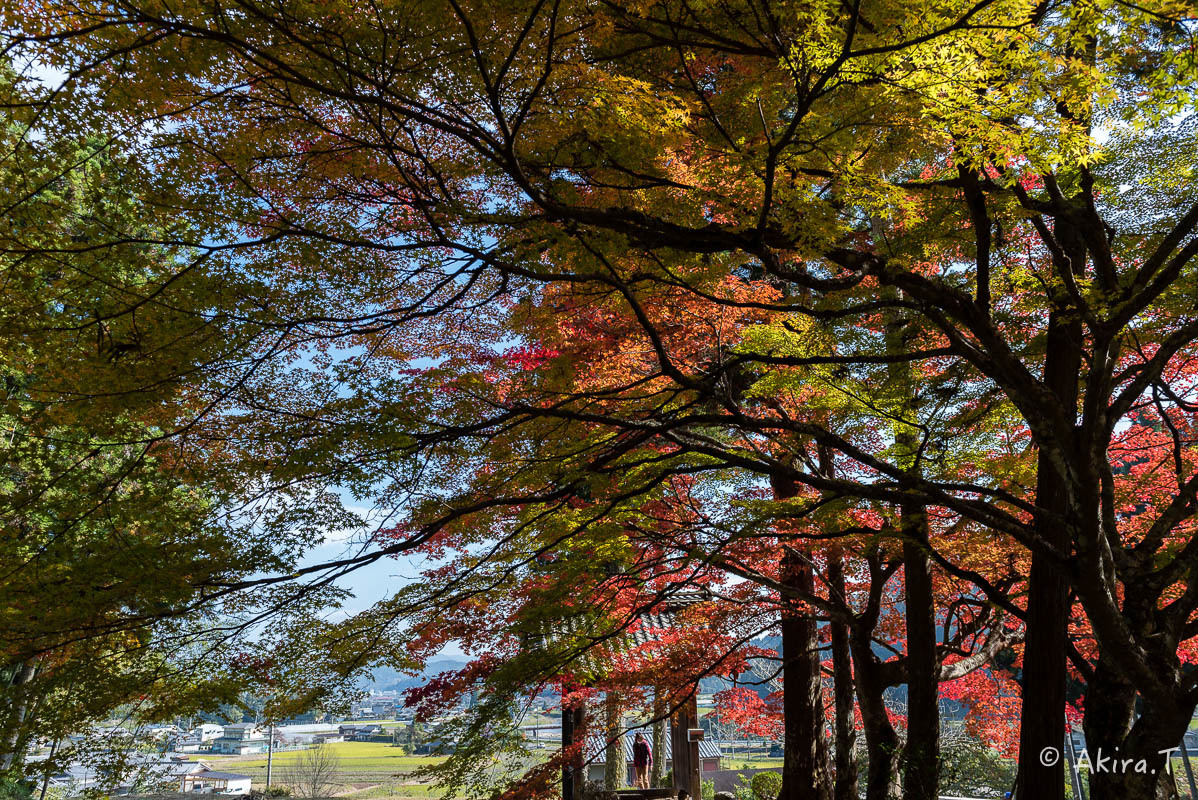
left=651, top=692, right=666, bottom=788
left=1080, top=659, right=1136, bottom=800
left=0, top=660, right=38, bottom=772
left=1014, top=226, right=1084, bottom=800
left=851, top=635, right=902, bottom=800
left=901, top=504, right=940, bottom=800
left=828, top=552, right=859, bottom=800
left=1015, top=211, right=1092, bottom=800
left=1013, top=333, right=1075, bottom=800
left=779, top=562, right=835, bottom=800
left=1085, top=696, right=1189, bottom=800
left=775, top=474, right=834, bottom=800
left=604, top=692, right=622, bottom=790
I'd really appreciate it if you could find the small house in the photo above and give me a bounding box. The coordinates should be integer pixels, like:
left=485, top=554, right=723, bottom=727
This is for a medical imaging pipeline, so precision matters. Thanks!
left=172, top=737, right=207, bottom=753
left=314, top=732, right=346, bottom=744
left=210, top=724, right=267, bottom=755
left=181, top=769, right=253, bottom=795
left=338, top=724, right=384, bottom=742
left=412, top=739, right=457, bottom=755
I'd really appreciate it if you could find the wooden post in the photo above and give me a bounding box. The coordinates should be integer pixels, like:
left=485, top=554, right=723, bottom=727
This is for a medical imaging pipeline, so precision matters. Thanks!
left=604, top=693, right=622, bottom=790
left=686, top=695, right=701, bottom=797
left=562, top=692, right=587, bottom=800
left=669, top=695, right=701, bottom=798
left=651, top=690, right=666, bottom=789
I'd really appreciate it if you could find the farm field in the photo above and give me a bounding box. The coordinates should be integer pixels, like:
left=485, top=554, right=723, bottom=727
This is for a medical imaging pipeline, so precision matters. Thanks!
left=204, top=742, right=447, bottom=799
left=726, top=757, right=784, bottom=770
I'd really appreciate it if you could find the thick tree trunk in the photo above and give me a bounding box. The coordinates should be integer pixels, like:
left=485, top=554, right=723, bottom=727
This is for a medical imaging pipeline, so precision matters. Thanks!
left=851, top=636, right=902, bottom=800
left=1014, top=387, right=1073, bottom=799
left=828, top=552, right=859, bottom=800
left=775, top=474, right=833, bottom=800
left=780, top=552, right=834, bottom=800
left=901, top=505, right=940, bottom=800
left=1080, top=658, right=1136, bottom=799
left=1015, top=281, right=1083, bottom=800
left=1085, top=697, right=1190, bottom=800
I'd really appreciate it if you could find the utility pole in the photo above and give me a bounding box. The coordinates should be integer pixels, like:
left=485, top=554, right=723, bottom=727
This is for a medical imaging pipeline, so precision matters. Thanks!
left=266, top=721, right=275, bottom=788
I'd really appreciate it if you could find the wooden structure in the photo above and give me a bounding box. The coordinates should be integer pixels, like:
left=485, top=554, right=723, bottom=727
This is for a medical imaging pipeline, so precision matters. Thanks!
left=667, top=695, right=701, bottom=798
left=561, top=694, right=701, bottom=800
left=585, top=728, right=723, bottom=784
left=553, top=593, right=710, bottom=800
left=561, top=691, right=587, bottom=800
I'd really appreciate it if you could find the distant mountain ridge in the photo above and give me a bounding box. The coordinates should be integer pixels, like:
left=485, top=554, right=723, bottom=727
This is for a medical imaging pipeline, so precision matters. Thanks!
left=360, top=657, right=470, bottom=693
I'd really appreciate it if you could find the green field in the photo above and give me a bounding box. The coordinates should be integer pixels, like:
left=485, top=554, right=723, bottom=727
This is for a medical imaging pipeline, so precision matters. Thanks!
left=204, top=742, right=447, bottom=799
left=214, top=742, right=444, bottom=771
left=728, top=757, right=784, bottom=769
left=197, top=737, right=781, bottom=798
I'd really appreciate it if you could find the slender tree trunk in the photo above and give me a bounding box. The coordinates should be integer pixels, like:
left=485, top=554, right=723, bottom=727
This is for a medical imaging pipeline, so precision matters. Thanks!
left=1, top=660, right=38, bottom=772
left=775, top=475, right=834, bottom=800
left=902, top=504, right=940, bottom=800
left=604, top=692, right=621, bottom=790
left=828, top=551, right=859, bottom=800
left=817, top=445, right=858, bottom=800
left=882, top=293, right=940, bottom=800
left=1015, top=232, right=1083, bottom=800
left=651, top=692, right=665, bottom=788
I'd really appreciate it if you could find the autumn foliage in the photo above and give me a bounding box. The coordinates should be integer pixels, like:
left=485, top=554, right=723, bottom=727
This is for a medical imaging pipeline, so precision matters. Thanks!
left=3, top=2, right=1198, bottom=800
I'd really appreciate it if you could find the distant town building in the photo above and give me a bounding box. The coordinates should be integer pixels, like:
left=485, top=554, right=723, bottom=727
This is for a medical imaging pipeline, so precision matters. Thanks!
left=43, top=762, right=103, bottom=795
left=171, top=737, right=207, bottom=753
left=274, top=724, right=344, bottom=746
left=40, top=753, right=212, bottom=796
left=349, top=700, right=396, bottom=719
left=210, top=724, right=268, bottom=755
left=338, top=724, right=385, bottom=742
left=92, top=726, right=133, bottom=741
left=145, top=725, right=181, bottom=740
left=195, top=724, right=225, bottom=742
left=412, top=739, right=456, bottom=755
left=314, top=732, right=346, bottom=744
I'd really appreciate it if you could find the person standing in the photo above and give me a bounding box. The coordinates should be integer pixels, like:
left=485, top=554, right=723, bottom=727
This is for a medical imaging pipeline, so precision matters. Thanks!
left=632, top=731, right=653, bottom=789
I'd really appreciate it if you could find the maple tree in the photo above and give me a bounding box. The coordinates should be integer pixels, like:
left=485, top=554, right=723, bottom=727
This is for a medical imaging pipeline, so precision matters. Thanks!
left=3, top=2, right=1198, bottom=800
left=0, top=66, right=343, bottom=783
